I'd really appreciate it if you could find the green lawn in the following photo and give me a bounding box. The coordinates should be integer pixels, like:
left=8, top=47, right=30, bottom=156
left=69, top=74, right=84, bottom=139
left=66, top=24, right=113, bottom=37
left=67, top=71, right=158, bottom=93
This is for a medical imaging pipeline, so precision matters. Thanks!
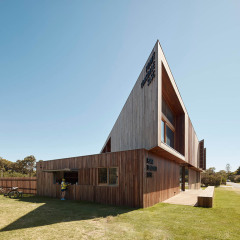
left=0, top=187, right=240, bottom=240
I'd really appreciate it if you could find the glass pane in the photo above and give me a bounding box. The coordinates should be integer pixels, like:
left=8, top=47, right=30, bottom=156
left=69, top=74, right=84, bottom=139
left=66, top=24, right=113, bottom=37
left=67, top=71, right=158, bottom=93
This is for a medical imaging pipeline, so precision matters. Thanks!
left=162, top=98, right=175, bottom=125
left=98, top=168, right=107, bottom=184
left=166, top=125, right=174, bottom=148
left=162, top=98, right=167, bottom=116
left=161, top=121, right=165, bottom=142
left=166, top=107, right=174, bottom=125
left=109, top=168, right=118, bottom=185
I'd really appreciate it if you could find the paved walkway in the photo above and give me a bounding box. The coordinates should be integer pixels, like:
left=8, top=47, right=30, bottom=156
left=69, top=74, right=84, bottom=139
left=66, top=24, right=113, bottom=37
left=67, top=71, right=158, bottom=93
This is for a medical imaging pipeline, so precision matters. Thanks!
left=163, top=189, right=203, bottom=206
left=227, top=182, right=240, bottom=189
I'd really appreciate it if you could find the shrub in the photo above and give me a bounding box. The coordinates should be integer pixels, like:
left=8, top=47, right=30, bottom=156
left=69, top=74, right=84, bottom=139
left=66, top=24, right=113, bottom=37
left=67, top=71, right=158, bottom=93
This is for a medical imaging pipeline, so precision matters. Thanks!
left=201, top=175, right=222, bottom=187
left=229, top=174, right=235, bottom=182
left=201, top=168, right=227, bottom=187
left=234, top=175, right=240, bottom=183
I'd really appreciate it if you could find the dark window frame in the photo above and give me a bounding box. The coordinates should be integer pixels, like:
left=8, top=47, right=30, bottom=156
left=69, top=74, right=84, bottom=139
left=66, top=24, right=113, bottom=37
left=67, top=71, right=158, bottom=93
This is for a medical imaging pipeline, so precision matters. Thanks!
left=162, top=97, right=175, bottom=126
left=98, top=167, right=119, bottom=186
left=161, top=99, right=175, bottom=149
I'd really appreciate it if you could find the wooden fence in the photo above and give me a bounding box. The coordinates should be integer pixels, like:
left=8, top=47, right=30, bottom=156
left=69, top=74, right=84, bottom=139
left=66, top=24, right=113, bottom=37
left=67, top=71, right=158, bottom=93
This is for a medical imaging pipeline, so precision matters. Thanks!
left=0, top=177, right=37, bottom=194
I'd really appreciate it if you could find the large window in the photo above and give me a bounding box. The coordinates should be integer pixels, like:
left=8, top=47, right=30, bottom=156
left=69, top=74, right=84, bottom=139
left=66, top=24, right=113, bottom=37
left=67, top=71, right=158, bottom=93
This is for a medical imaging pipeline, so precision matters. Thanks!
left=162, top=98, right=175, bottom=125
left=166, top=125, right=174, bottom=148
left=162, top=98, right=175, bottom=149
left=98, top=167, right=118, bottom=186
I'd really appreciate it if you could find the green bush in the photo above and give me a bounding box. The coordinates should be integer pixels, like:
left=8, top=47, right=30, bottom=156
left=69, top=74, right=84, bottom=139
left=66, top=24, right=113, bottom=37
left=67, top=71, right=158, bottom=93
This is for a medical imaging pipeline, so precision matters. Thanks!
left=234, top=175, right=240, bottom=183
left=201, top=175, right=222, bottom=187
left=201, top=168, right=227, bottom=187
left=1, top=170, right=34, bottom=177
left=229, top=174, right=235, bottom=182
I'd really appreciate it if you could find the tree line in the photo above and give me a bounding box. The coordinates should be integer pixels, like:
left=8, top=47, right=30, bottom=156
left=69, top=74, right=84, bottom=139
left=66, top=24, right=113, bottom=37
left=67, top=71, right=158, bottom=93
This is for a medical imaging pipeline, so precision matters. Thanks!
left=201, top=164, right=240, bottom=187
left=0, top=156, right=37, bottom=177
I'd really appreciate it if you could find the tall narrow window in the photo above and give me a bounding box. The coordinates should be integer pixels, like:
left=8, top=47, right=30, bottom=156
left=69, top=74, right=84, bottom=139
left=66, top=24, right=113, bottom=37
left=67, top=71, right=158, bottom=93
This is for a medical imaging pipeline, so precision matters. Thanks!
left=162, top=98, right=175, bottom=149
left=166, top=125, right=174, bottom=148
left=162, top=98, right=175, bottom=125
left=161, top=120, right=165, bottom=142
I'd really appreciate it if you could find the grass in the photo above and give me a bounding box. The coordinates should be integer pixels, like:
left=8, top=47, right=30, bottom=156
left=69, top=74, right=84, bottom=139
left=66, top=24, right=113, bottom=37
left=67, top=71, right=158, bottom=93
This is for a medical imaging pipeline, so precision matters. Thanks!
left=0, top=187, right=240, bottom=240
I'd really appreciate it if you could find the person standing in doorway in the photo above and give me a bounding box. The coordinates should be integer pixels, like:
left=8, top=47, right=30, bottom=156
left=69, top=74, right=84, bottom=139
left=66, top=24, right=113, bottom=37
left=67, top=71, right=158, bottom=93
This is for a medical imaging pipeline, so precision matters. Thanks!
left=61, top=178, right=69, bottom=200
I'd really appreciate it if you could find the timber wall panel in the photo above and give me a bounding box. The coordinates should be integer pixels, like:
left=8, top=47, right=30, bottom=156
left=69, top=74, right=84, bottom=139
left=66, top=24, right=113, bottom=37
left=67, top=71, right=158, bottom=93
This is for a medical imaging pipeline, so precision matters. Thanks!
left=143, top=151, right=180, bottom=208
left=188, top=169, right=201, bottom=189
left=199, top=140, right=204, bottom=169
left=188, top=117, right=199, bottom=168
left=101, top=43, right=159, bottom=153
left=0, top=177, right=37, bottom=194
left=37, top=149, right=144, bottom=208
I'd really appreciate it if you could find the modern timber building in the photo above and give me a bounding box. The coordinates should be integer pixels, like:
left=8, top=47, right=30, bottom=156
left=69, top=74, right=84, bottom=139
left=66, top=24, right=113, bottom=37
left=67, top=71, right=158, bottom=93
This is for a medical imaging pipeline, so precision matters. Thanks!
left=37, top=40, right=206, bottom=208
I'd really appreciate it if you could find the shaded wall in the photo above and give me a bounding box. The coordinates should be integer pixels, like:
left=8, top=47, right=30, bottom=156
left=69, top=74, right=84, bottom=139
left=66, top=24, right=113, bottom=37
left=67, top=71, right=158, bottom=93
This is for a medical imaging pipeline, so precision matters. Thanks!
left=188, top=169, right=201, bottom=189
left=143, top=151, right=180, bottom=208
left=37, top=150, right=144, bottom=208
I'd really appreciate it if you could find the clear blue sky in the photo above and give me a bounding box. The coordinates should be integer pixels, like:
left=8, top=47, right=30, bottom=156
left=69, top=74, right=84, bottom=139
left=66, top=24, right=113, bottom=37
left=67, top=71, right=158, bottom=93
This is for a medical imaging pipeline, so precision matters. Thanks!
left=0, top=1, right=239, bottom=172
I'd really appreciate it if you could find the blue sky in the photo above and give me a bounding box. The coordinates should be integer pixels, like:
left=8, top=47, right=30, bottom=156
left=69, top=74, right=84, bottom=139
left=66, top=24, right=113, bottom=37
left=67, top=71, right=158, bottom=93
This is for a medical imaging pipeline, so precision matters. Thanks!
left=0, top=1, right=239, bottom=172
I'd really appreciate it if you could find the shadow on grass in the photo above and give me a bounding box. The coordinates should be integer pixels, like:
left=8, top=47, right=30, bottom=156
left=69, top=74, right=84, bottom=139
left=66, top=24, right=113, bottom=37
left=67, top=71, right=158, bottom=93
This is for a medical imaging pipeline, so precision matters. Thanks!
left=0, top=195, right=134, bottom=232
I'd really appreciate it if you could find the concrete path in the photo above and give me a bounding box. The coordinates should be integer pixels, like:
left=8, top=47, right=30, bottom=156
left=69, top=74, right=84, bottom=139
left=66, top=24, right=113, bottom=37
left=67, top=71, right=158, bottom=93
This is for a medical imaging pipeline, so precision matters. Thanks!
left=227, top=182, right=240, bottom=189
left=163, top=189, right=203, bottom=206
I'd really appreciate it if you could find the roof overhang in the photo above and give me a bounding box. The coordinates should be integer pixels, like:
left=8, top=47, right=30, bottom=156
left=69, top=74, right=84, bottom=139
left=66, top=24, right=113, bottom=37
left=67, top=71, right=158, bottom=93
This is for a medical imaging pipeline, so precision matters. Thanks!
left=149, top=145, right=202, bottom=172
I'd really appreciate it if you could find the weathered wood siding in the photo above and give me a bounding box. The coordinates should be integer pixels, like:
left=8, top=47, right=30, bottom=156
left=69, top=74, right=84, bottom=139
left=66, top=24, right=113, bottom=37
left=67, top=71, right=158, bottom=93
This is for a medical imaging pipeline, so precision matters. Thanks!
left=37, top=149, right=144, bottom=208
left=101, top=42, right=159, bottom=152
left=188, top=169, right=201, bottom=189
left=143, top=151, right=180, bottom=208
left=187, top=117, right=199, bottom=168
left=101, top=40, right=203, bottom=178
left=0, top=177, right=37, bottom=194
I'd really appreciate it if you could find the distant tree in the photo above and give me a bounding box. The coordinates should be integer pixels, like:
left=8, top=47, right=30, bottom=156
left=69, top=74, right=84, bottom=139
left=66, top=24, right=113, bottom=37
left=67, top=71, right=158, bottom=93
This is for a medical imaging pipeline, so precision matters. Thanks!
left=0, top=157, right=14, bottom=171
left=13, top=159, right=28, bottom=174
left=234, top=175, right=240, bottom=183
left=0, top=156, right=37, bottom=177
left=0, top=157, right=14, bottom=176
left=23, top=155, right=36, bottom=177
left=236, top=166, right=240, bottom=175
left=217, top=170, right=227, bottom=185
left=226, top=164, right=231, bottom=178
left=201, top=167, right=226, bottom=186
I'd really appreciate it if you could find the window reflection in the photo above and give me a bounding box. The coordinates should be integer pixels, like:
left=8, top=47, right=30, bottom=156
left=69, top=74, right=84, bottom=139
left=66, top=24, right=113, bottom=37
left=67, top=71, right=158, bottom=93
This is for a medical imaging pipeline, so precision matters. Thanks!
left=166, top=125, right=174, bottom=148
left=161, top=120, right=165, bottom=142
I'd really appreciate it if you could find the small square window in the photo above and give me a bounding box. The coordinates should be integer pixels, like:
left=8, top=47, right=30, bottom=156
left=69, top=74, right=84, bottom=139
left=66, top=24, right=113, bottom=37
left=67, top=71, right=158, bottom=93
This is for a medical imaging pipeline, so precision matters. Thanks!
left=98, top=167, right=119, bottom=186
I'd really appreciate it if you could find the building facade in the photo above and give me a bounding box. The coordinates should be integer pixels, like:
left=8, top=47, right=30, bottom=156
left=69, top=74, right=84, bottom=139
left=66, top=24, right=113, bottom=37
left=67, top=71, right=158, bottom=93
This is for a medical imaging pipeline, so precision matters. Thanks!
left=37, top=40, right=206, bottom=208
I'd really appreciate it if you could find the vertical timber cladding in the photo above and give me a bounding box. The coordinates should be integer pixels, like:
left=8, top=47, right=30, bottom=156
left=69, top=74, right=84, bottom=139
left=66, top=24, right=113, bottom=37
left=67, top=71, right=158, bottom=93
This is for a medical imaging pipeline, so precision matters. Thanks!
left=199, top=140, right=204, bottom=169
left=143, top=150, right=180, bottom=208
left=102, top=42, right=159, bottom=153
left=203, top=148, right=206, bottom=170
left=37, top=149, right=144, bottom=208
left=188, top=169, right=201, bottom=189
left=188, top=117, right=199, bottom=168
